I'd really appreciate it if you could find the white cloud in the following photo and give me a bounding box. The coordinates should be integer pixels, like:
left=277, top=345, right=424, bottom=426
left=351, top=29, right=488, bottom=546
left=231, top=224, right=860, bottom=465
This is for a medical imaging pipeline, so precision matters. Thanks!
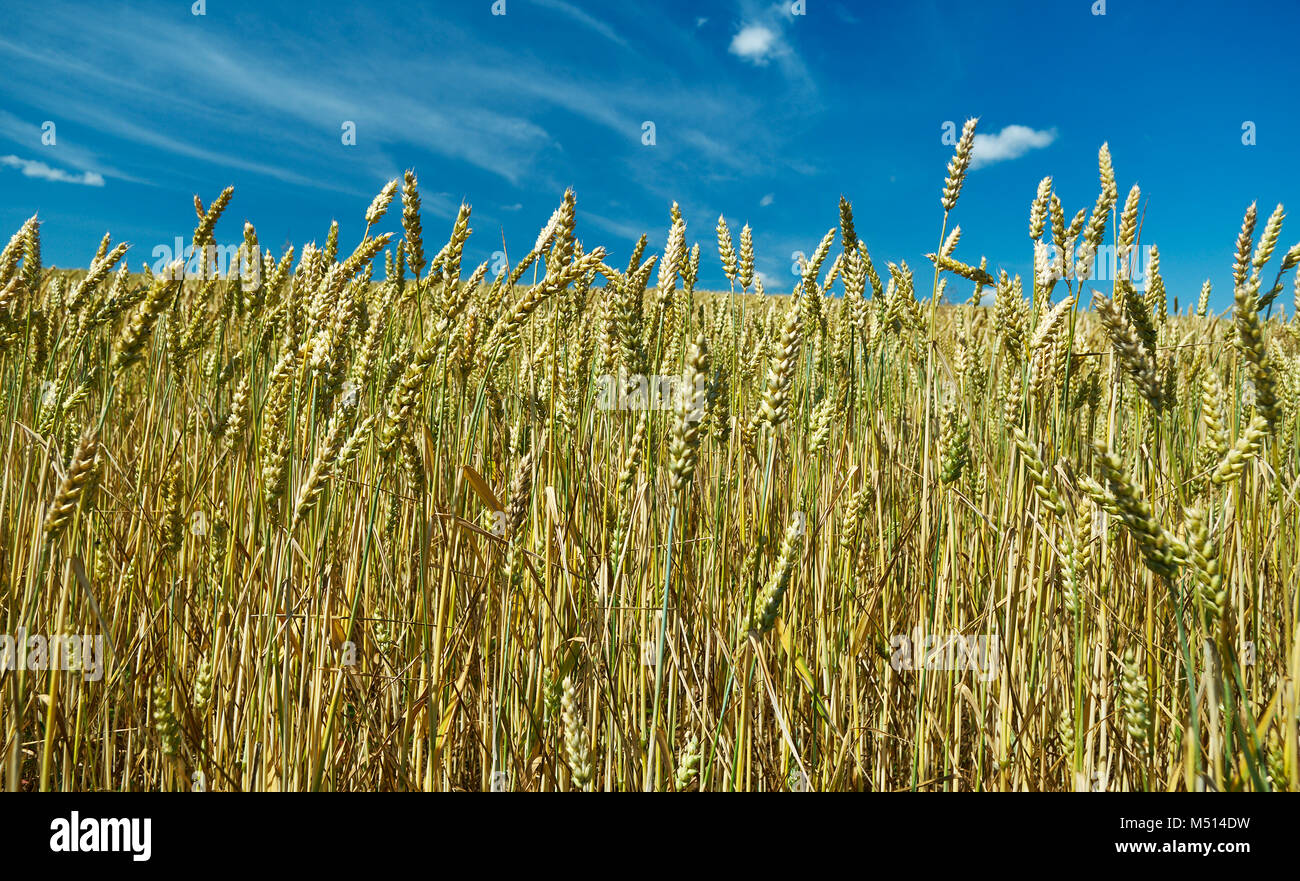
left=696, top=17, right=708, bottom=28
left=759, top=192, right=774, bottom=206
left=970, top=125, right=1057, bottom=169
left=730, top=24, right=779, bottom=64
left=724, top=5, right=814, bottom=92
left=1, top=154, right=104, bottom=185
left=0, top=109, right=141, bottom=184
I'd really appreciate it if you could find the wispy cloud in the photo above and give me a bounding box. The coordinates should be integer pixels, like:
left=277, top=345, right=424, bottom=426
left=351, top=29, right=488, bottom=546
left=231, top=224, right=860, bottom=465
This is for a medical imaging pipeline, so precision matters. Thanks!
left=759, top=192, right=774, bottom=206
left=0, top=34, right=367, bottom=192
left=970, top=124, right=1058, bottom=169
left=0, top=0, right=814, bottom=218
left=528, top=0, right=628, bottom=47
left=1, top=154, right=104, bottom=185
left=0, top=108, right=144, bottom=184
left=0, top=14, right=557, bottom=190
left=582, top=209, right=656, bottom=244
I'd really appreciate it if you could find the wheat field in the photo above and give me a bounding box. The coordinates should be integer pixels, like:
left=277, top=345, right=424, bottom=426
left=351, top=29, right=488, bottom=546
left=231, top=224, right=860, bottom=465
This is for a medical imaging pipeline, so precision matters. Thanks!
left=1, top=119, right=1296, bottom=792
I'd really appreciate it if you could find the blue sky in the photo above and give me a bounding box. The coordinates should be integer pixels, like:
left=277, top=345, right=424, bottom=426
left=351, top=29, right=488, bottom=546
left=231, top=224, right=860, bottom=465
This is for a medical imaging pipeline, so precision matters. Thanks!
left=1, top=0, right=1297, bottom=312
